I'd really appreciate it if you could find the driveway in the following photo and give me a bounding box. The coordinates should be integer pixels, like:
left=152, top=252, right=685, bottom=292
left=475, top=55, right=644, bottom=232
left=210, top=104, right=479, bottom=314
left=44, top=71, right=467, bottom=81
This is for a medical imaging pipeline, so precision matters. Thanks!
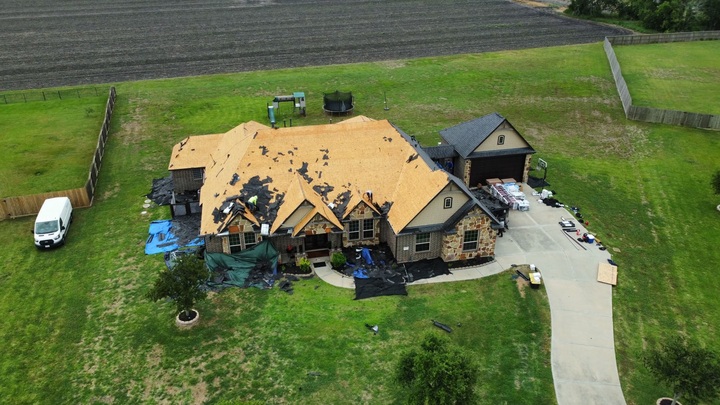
left=494, top=196, right=626, bottom=404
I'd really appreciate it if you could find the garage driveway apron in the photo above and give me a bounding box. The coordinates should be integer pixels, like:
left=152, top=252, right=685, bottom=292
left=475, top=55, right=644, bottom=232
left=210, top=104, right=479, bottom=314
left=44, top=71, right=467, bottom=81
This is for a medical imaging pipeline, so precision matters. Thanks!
left=312, top=190, right=626, bottom=405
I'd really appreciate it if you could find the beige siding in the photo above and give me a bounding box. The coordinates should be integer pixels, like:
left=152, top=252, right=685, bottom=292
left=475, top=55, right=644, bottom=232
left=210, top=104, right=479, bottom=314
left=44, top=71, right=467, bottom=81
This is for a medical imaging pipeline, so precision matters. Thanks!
left=172, top=169, right=204, bottom=193
left=282, top=203, right=313, bottom=228
left=474, top=126, right=529, bottom=153
left=406, top=184, right=470, bottom=228
left=394, top=232, right=443, bottom=263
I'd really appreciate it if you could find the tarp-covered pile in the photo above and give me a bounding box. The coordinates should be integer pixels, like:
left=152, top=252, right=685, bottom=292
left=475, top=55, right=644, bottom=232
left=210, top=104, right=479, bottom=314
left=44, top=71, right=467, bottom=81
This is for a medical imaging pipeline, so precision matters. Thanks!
left=145, top=217, right=204, bottom=255
left=205, top=240, right=279, bottom=289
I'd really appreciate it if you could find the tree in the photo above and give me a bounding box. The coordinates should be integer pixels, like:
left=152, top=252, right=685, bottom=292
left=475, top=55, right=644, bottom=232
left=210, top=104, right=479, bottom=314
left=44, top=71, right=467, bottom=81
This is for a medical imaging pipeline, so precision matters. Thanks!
left=643, top=336, right=720, bottom=405
left=146, top=254, right=210, bottom=320
left=712, top=170, right=720, bottom=196
left=395, top=333, right=479, bottom=405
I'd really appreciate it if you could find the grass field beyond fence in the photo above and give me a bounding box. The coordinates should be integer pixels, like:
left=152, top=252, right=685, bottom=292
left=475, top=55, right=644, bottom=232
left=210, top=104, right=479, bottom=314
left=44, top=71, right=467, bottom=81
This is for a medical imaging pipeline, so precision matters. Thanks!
left=613, top=41, right=720, bottom=115
left=1, top=42, right=719, bottom=404
left=0, top=95, right=107, bottom=196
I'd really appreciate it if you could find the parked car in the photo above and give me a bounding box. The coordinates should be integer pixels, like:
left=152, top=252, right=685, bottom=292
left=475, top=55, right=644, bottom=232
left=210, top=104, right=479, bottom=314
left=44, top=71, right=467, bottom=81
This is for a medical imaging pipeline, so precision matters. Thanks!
left=33, top=197, right=73, bottom=249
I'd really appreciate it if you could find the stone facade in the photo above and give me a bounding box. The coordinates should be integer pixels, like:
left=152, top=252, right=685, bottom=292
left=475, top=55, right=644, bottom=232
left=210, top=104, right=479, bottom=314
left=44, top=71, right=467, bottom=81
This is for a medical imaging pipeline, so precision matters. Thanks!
left=441, top=207, right=496, bottom=261
left=303, top=213, right=337, bottom=237
left=204, top=234, right=224, bottom=253
left=342, top=202, right=379, bottom=248
left=523, top=154, right=532, bottom=183
left=172, top=168, right=204, bottom=193
left=462, top=159, right=472, bottom=187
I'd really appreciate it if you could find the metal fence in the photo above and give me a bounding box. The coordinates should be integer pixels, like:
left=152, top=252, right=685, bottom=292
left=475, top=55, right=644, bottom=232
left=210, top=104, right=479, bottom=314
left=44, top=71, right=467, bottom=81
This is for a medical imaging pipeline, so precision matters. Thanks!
left=604, top=33, right=720, bottom=130
left=0, top=87, right=103, bottom=104
left=0, top=87, right=117, bottom=219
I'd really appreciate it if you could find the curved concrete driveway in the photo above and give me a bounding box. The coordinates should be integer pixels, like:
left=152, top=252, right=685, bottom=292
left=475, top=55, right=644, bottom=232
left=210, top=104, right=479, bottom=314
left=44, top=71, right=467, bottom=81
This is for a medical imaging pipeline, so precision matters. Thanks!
left=313, top=194, right=625, bottom=405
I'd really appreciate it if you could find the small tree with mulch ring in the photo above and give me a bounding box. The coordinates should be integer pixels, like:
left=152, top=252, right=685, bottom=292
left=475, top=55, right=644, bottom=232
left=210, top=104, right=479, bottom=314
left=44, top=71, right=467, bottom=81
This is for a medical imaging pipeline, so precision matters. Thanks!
left=146, top=254, right=210, bottom=322
left=644, top=336, right=720, bottom=405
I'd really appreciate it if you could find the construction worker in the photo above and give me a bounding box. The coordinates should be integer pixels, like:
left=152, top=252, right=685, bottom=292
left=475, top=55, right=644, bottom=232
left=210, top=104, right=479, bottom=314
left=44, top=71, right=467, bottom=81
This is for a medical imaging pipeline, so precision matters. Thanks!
left=248, top=195, right=258, bottom=211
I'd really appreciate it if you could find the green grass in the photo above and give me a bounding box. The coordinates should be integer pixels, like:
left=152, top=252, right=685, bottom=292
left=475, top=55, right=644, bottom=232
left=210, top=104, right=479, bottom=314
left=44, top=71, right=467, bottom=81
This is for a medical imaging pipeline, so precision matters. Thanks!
left=0, top=95, right=107, bottom=196
left=614, top=41, right=720, bottom=115
left=1, top=42, right=720, bottom=404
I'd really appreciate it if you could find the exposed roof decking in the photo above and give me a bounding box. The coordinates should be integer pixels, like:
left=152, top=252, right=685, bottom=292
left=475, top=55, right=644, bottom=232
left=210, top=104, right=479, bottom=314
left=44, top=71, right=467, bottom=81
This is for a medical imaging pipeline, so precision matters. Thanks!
left=168, top=133, right=223, bottom=170
left=176, top=117, right=488, bottom=236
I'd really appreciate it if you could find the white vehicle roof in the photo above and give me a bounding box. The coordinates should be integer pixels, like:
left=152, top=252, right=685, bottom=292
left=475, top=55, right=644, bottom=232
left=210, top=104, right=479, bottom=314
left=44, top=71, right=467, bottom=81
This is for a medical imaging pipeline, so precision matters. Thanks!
left=36, top=197, right=71, bottom=222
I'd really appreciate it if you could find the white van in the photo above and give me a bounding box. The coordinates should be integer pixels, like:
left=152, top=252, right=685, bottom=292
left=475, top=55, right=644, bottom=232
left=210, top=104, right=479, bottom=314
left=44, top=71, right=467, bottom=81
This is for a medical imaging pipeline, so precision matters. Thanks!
left=33, top=197, right=73, bottom=249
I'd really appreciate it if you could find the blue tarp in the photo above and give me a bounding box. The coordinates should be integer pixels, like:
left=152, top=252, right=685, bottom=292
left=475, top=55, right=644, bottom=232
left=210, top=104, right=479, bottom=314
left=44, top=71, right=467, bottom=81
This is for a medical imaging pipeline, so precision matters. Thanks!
left=361, top=247, right=374, bottom=265
left=145, top=220, right=204, bottom=255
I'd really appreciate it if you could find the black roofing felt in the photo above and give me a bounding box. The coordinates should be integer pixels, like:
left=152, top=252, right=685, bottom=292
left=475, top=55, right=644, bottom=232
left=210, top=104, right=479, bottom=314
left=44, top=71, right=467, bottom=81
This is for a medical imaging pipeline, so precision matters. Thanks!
left=439, top=112, right=506, bottom=158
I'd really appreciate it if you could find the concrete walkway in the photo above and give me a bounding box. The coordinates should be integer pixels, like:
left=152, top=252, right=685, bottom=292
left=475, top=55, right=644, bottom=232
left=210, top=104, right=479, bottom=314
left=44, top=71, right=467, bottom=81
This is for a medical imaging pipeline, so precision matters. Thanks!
left=311, top=192, right=626, bottom=405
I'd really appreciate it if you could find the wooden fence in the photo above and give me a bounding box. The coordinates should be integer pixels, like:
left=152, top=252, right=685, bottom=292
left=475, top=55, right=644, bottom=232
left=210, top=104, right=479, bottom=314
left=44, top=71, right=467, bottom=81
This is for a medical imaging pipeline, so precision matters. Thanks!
left=604, top=33, right=720, bottom=130
left=607, top=31, right=720, bottom=45
left=0, top=87, right=117, bottom=219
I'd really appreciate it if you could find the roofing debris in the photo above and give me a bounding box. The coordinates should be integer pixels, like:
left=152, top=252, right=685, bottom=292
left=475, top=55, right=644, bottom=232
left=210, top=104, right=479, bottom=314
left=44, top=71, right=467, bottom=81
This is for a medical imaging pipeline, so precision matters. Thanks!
left=146, top=176, right=174, bottom=205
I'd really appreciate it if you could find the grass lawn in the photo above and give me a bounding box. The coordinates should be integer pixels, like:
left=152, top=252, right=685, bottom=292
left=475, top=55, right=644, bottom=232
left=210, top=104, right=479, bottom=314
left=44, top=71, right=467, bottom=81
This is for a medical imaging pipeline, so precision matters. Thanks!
left=0, top=94, right=107, bottom=196
left=613, top=41, right=720, bottom=115
left=1, top=42, right=719, bottom=404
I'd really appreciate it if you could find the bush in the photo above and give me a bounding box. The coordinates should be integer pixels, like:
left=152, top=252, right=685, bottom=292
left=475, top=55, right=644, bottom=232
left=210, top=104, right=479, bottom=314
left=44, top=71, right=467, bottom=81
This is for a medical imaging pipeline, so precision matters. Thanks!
left=331, top=252, right=347, bottom=269
left=298, top=257, right=312, bottom=273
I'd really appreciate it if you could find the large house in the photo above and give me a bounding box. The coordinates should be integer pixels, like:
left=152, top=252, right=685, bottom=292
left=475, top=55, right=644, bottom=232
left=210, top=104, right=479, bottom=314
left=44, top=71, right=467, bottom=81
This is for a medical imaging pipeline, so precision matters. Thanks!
left=168, top=113, right=534, bottom=264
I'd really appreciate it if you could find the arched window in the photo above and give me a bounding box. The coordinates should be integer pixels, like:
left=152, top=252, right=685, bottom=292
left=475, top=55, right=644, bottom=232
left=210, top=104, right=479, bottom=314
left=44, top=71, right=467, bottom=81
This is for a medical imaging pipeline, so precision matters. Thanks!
left=444, top=197, right=453, bottom=209
left=497, top=135, right=505, bottom=145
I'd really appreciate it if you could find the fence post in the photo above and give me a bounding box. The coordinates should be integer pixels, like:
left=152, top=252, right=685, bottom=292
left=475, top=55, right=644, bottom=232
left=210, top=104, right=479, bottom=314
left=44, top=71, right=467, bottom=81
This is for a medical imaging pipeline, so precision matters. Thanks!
left=58, top=91, right=62, bottom=100
left=42, top=91, right=46, bottom=101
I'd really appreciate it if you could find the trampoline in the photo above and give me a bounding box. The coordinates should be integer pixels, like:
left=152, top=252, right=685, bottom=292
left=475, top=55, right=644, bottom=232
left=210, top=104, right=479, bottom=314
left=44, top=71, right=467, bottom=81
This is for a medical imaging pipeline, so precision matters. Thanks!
left=323, top=90, right=354, bottom=114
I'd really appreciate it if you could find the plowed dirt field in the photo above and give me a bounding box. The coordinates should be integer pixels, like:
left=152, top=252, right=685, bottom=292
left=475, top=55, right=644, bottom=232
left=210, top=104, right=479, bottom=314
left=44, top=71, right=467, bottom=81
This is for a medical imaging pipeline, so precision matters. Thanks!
left=0, top=0, right=627, bottom=90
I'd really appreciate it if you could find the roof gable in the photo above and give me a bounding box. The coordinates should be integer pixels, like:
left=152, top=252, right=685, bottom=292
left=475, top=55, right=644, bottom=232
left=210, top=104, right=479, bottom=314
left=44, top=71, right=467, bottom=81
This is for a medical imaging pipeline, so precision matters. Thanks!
left=439, top=112, right=507, bottom=158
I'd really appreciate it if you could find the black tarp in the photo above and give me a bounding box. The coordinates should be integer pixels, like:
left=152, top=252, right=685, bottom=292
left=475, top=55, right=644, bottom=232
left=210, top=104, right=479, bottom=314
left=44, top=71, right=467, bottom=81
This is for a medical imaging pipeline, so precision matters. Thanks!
left=354, top=276, right=407, bottom=300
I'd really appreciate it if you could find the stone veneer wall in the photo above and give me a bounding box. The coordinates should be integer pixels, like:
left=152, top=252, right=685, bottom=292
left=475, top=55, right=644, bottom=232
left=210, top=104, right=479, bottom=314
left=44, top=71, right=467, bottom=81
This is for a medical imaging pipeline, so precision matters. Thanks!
left=523, top=154, right=532, bottom=183
left=342, top=203, right=379, bottom=248
left=462, top=158, right=472, bottom=187
left=441, top=207, right=496, bottom=261
left=204, top=234, right=224, bottom=253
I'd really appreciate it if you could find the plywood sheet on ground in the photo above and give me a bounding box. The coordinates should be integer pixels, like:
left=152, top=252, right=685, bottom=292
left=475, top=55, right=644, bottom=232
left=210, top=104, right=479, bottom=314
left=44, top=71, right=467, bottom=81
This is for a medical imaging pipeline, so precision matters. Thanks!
left=597, top=262, right=618, bottom=285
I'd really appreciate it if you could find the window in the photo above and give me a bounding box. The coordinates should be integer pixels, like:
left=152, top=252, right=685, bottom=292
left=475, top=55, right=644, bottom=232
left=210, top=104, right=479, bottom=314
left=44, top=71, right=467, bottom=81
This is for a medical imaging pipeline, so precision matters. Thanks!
left=415, top=233, right=430, bottom=252
left=497, top=135, right=505, bottom=145
left=348, top=220, right=360, bottom=240
left=362, top=219, right=374, bottom=239
left=229, top=233, right=242, bottom=253
left=244, top=232, right=257, bottom=249
left=191, top=168, right=204, bottom=181
left=444, top=197, right=453, bottom=209
left=463, top=230, right=479, bottom=251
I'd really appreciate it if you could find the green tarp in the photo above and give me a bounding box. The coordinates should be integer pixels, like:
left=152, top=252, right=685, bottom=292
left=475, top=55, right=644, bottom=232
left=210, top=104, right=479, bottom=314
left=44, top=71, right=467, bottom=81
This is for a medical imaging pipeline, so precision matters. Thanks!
left=204, top=240, right=278, bottom=288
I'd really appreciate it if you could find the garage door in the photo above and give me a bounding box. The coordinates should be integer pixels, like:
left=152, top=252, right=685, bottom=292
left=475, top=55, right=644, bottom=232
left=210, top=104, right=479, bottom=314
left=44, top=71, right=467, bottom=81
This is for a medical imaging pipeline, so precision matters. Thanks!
left=469, top=155, right=525, bottom=186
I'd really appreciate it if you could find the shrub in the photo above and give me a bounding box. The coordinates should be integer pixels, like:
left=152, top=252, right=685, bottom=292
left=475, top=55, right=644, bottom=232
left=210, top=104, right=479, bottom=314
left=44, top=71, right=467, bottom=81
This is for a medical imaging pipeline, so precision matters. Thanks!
left=298, top=257, right=312, bottom=273
left=712, top=170, right=720, bottom=196
left=331, top=252, right=347, bottom=269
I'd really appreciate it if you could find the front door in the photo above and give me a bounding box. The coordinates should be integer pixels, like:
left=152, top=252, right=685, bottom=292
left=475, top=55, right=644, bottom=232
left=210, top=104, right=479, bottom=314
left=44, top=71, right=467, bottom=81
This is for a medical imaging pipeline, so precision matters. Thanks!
left=304, top=233, right=329, bottom=252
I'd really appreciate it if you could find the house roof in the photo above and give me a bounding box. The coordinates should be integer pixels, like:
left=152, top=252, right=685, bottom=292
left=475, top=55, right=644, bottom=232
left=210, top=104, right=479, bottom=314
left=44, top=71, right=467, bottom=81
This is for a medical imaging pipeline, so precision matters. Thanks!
left=440, top=112, right=534, bottom=159
left=184, top=117, right=477, bottom=236
left=168, top=133, right=223, bottom=170
left=422, top=144, right=458, bottom=160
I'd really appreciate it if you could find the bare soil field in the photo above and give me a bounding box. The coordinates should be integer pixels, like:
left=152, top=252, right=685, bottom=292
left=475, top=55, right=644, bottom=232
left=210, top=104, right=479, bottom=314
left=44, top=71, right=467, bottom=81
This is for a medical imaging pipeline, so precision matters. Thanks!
left=0, top=0, right=627, bottom=91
